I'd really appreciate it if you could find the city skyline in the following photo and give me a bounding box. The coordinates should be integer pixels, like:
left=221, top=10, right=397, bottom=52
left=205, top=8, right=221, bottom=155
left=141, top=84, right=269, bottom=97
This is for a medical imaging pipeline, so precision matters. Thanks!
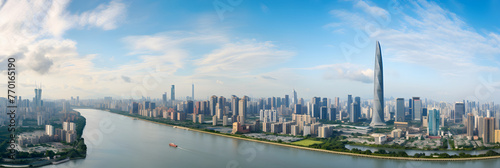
left=0, top=0, right=500, bottom=103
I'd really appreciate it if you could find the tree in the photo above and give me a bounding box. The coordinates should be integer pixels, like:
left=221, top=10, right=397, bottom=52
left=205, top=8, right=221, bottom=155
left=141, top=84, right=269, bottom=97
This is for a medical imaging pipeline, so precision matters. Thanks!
left=45, top=150, right=55, bottom=157
left=485, top=150, right=499, bottom=156
left=376, top=149, right=387, bottom=154
left=439, top=153, right=450, bottom=158
left=397, top=151, right=408, bottom=157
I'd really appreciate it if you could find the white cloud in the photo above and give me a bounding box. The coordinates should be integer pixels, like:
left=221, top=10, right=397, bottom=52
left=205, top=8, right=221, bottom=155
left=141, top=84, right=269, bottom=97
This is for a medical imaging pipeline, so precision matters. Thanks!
left=354, top=0, right=389, bottom=19
left=0, top=0, right=127, bottom=99
left=300, top=63, right=374, bottom=84
left=122, top=31, right=228, bottom=73
left=328, top=0, right=500, bottom=76
left=195, top=39, right=295, bottom=74
left=77, top=0, right=126, bottom=30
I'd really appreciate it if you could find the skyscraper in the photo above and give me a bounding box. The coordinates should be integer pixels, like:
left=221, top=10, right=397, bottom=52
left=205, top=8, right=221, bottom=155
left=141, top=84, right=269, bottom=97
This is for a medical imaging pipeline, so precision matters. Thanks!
left=354, top=97, right=360, bottom=120
left=231, top=95, right=239, bottom=117
left=370, top=41, right=385, bottom=126
left=455, top=102, right=465, bottom=123
left=285, top=95, right=290, bottom=107
left=312, top=97, right=321, bottom=118
left=483, top=117, right=496, bottom=144
left=162, top=92, right=167, bottom=104
left=171, top=85, right=175, bottom=101
left=292, top=89, right=298, bottom=105
left=495, top=110, right=500, bottom=130
left=210, top=95, right=217, bottom=116
left=347, top=95, right=352, bottom=118
left=396, top=98, right=405, bottom=122
left=329, top=108, right=337, bottom=121
left=350, top=97, right=360, bottom=123
left=239, top=96, right=248, bottom=124
left=218, top=96, right=226, bottom=118
left=192, top=83, right=194, bottom=100
left=187, top=100, right=194, bottom=114
left=408, top=98, right=413, bottom=121
left=427, top=109, right=440, bottom=136
left=467, top=113, right=475, bottom=138
left=334, top=97, right=340, bottom=110
left=413, top=97, right=422, bottom=121
left=34, top=85, right=42, bottom=108
left=495, top=130, right=500, bottom=143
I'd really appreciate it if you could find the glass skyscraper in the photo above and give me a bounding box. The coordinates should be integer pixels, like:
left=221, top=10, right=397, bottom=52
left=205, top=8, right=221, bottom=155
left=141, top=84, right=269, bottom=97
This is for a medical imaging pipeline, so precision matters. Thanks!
left=427, top=109, right=440, bottom=136
left=370, top=41, right=385, bottom=126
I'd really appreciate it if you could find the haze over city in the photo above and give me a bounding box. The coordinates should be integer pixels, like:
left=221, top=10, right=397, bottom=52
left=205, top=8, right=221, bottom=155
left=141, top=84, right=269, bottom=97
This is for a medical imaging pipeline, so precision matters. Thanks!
left=1, top=0, right=500, bottom=103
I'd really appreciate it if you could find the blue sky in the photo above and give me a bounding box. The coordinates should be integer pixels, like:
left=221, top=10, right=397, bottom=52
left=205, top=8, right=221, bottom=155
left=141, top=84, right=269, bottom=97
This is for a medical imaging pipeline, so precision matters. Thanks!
left=0, top=0, right=499, bottom=103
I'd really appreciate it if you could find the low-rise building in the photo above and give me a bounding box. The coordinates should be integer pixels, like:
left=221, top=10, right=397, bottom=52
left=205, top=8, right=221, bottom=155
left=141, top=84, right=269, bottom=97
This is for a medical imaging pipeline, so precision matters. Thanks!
left=372, top=133, right=387, bottom=144
left=392, top=129, right=403, bottom=138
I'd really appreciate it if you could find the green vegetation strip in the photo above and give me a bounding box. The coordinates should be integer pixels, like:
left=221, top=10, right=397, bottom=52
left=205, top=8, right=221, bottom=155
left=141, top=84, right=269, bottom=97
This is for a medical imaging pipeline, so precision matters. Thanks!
left=291, top=139, right=324, bottom=146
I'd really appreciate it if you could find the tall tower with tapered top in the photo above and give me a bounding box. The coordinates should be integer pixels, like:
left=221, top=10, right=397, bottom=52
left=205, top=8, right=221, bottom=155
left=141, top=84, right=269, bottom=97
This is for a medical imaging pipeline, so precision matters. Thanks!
left=370, top=41, right=386, bottom=126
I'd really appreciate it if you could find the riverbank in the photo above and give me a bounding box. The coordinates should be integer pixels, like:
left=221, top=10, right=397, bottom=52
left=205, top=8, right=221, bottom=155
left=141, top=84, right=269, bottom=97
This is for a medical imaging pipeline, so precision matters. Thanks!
left=100, top=109, right=500, bottom=161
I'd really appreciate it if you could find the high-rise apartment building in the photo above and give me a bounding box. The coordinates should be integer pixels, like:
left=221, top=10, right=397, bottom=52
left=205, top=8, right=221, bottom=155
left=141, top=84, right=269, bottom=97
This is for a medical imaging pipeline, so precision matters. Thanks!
left=483, top=117, right=496, bottom=144
left=467, top=113, right=475, bottom=138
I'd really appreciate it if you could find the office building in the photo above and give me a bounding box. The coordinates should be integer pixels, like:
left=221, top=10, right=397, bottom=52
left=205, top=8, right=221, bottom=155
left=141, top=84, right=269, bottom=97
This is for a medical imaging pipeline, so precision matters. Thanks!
left=350, top=97, right=360, bottom=123
left=347, top=95, right=352, bottom=119
left=328, top=108, right=336, bottom=121
left=312, top=97, right=321, bottom=118
left=293, top=89, right=298, bottom=105
left=317, top=106, right=326, bottom=120
left=396, top=98, right=405, bottom=122
left=455, top=102, right=465, bottom=123
left=285, top=95, right=290, bottom=107
left=427, top=109, right=440, bottom=136
left=171, top=85, right=175, bottom=101
left=162, top=92, right=167, bottom=104
left=412, top=97, right=422, bottom=121
left=294, top=104, right=302, bottom=114
left=334, top=97, right=340, bottom=110
left=370, top=41, right=385, bottom=126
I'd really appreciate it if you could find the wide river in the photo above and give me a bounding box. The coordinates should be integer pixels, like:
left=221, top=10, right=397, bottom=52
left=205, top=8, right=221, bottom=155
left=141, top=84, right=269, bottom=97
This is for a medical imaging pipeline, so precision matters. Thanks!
left=50, top=109, right=500, bottom=168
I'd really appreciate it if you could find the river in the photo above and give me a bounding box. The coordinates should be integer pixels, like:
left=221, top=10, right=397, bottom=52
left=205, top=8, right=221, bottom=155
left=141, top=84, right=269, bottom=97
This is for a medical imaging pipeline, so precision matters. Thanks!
left=49, top=109, right=500, bottom=168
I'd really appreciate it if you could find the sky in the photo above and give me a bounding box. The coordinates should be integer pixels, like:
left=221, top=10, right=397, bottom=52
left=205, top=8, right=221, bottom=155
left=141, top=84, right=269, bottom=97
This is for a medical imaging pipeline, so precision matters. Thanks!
left=0, top=0, right=499, bottom=103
